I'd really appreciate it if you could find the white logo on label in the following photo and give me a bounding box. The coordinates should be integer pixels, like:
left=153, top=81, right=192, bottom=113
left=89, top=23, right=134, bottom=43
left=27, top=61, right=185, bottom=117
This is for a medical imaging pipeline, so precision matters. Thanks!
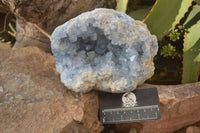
left=122, top=92, right=137, bottom=107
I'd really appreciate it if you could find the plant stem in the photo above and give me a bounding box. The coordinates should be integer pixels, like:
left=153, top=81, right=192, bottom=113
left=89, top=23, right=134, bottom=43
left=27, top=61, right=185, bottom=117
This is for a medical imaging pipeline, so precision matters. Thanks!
left=34, top=24, right=51, bottom=39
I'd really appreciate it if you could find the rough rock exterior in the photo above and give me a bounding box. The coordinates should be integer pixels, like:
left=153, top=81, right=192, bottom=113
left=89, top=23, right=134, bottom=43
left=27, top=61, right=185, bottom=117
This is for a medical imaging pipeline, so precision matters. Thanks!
left=0, top=47, right=103, bottom=133
left=51, top=8, right=158, bottom=93
left=176, top=122, right=200, bottom=133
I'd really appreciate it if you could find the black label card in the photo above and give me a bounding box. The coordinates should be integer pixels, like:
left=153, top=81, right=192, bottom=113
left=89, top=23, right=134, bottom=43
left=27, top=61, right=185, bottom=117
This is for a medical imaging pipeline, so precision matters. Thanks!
left=99, top=87, right=161, bottom=124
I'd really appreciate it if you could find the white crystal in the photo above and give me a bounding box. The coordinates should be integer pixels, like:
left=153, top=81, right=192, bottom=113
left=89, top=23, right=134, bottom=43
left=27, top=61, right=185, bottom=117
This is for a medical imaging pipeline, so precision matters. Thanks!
left=51, top=8, right=158, bottom=93
left=130, top=55, right=136, bottom=62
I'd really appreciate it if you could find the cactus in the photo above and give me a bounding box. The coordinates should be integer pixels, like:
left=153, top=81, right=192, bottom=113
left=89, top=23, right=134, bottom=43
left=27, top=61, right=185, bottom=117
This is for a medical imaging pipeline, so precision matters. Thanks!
left=144, top=0, right=193, bottom=40
left=128, top=5, right=152, bottom=21
left=143, top=0, right=200, bottom=83
left=195, top=0, right=200, bottom=5
left=182, top=4, right=200, bottom=83
left=116, top=0, right=129, bottom=13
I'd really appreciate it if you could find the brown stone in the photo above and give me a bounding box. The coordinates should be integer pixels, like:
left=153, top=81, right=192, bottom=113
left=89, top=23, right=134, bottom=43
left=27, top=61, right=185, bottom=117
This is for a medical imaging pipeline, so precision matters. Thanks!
left=0, top=0, right=116, bottom=52
left=186, top=126, right=200, bottom=133
left=0, top=42, right=12, bottom=50
left=175, top=121, right=200, bottom=133
left=115, top=83, right=200, bottom=133
left=0, top=47, right=103, bottom=133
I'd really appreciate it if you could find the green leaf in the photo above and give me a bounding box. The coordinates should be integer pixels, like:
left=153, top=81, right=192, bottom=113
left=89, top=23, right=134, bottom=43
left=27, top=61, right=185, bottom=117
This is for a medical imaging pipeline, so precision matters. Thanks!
left=116, top=0, right=129, bottom=13
left=184, top=5, right=200, bottom=29
left=194, top=53, right=200, bottom=62
left=182, top=18, right=200, bottom=83
left=144, top=0, right=193, bottom=40
left=128, top=5, right=152, bottom=21
left=195, top=0, right=200, bottom=5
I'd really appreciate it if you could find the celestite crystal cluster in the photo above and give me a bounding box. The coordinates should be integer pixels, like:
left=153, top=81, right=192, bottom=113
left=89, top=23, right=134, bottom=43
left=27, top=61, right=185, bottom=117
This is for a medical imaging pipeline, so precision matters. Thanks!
left=51, top=8, right=158, bottom=93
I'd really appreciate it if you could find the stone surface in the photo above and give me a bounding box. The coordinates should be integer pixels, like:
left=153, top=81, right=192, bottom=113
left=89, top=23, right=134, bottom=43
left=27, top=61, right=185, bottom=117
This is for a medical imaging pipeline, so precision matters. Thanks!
left=0, top=47, right=103, bottom=133
left=0, top=0, right=116, bottom=52
left=0, top=42, right=12, bottom=50
left=115, top=83, right=200, bottom=133
left=175, top=121, right=200, bottom=133
left=186, top=126, right=200, bottom=133
left=51, top=8, right=158, bottom=93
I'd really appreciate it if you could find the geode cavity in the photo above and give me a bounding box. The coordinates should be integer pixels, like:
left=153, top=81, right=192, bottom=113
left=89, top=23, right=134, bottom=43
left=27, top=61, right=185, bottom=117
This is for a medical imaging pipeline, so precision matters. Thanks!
left=51, top=8, right=158, bottom=93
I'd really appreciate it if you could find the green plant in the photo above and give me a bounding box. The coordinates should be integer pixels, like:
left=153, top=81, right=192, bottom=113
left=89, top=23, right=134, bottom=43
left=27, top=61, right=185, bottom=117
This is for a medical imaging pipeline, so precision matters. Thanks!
left=160, top=43, right=177, bottom=59
left=169, top=26, right=188, bottom=42
left=117, top=0, right=155, bottom=21
left=144, top=0, right=193, bottom=40
left=116, top=0, right=129, bottom=13
left=0, top=13, right=16, bottom=45
left=34, top=24, right=51, bottom=39
left=182, top=4, right=200, bottom=83
left=169, top=29, right=180, bottom=42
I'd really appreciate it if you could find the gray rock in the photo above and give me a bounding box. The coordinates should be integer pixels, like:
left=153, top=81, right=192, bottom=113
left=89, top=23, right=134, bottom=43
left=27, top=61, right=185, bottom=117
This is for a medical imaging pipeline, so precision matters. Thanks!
left=51, top=8, right=158, bottom=93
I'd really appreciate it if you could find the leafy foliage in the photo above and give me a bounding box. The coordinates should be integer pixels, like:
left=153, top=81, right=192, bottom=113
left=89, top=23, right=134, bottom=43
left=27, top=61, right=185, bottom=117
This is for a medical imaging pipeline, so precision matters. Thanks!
left=160, top=43, right=178, bottom=59
left=169, top=29, right=181, bottom=42
left=169, top=27, right=187, bottom=42
left=0, top=13, right=16, bottom=45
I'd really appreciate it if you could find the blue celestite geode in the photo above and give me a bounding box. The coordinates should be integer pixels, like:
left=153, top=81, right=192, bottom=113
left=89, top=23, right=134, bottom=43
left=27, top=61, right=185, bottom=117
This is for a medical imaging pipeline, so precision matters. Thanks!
left=51, top=8, right=158, bottom=93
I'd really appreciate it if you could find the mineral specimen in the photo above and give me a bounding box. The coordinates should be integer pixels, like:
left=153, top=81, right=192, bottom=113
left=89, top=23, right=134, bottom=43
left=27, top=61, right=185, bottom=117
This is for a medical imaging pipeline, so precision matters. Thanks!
left=51, top=8, right=158, bottom=93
